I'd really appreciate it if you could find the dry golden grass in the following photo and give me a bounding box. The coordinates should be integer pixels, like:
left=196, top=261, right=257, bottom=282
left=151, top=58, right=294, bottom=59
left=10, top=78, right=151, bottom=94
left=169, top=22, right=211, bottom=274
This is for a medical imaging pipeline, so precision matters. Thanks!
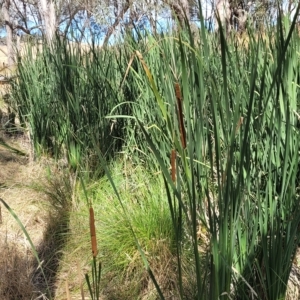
left=0, top=239, right=35, bottom=300
left=0, top=45, right=9, bottom=66
left=0, top=131, right=47, bottom=298
left=0, top=126, right=75, bottom=299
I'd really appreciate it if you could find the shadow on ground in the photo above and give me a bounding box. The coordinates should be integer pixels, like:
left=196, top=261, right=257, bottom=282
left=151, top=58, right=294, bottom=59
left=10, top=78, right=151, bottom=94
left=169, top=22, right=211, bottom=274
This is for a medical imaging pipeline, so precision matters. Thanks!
left=32, top=209, right=70, bottom=299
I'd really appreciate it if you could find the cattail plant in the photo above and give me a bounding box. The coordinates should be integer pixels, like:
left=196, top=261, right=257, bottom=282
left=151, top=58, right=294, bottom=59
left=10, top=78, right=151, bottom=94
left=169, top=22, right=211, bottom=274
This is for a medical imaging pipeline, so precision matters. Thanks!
left=9, top=2, right=300, bottom=298
left=133, top=7, right=300, bottom=299
left=85, top=206, right=101, bottom=300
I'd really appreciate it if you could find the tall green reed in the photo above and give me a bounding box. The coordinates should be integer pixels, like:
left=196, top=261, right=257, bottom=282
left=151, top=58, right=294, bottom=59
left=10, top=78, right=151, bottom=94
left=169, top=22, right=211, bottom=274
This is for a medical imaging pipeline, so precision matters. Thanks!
left=10, top=7, right=300, bottom=299
left=11, top=32, right=176, bottom=173
left=132, top=11, right=300, bottom=299
left=11, top=38, right=128, bottom=172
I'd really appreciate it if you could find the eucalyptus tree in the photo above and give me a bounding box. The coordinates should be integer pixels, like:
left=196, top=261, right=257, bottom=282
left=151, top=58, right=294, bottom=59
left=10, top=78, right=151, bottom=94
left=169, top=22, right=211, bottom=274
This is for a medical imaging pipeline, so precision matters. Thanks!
left=214, top=0, right=299, bottom=33
left=0, top=0, right=94, bottom=64
left=1, top=0, right=297, bottom=61
left=1, top=0, right=13, bottom=65
left=39, top=0, right=56, bottom=43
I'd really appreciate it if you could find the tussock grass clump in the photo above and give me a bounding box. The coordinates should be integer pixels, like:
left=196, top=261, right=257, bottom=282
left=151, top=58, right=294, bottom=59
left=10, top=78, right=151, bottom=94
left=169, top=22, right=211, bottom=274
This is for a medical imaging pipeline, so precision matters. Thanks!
left=96, top=168, right=176, bottom=291
left=57, top=162, right=196, bottom=299
left=89, top=163, right=191, bottom=298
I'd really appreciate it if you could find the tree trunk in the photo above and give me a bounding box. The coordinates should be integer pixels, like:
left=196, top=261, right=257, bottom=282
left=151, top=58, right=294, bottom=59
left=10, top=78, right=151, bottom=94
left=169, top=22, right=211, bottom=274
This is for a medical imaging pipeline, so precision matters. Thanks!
left=39, top=0, right=56, bottom=43
left=2, top=0, right=14, bottom=66
left=103, top=0, right=131, bottom=46
left=215, top=0, right=231, bottom=32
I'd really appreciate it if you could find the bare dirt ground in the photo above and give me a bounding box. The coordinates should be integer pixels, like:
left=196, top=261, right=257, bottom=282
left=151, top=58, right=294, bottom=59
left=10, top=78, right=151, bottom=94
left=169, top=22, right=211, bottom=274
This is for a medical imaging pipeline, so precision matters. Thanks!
left=0, top=128, right=51, bottom=299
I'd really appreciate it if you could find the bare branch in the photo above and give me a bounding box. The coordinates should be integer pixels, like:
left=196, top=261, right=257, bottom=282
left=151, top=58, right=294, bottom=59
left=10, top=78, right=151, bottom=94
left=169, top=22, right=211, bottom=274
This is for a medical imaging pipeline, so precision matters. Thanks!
left=103, top=0, right=131, bottom=47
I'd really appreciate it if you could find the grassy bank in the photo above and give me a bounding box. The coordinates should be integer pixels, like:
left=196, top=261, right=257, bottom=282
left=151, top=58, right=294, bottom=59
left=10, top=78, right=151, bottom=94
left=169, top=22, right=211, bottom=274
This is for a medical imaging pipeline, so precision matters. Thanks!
left=5, top=8, right=300, bottom=299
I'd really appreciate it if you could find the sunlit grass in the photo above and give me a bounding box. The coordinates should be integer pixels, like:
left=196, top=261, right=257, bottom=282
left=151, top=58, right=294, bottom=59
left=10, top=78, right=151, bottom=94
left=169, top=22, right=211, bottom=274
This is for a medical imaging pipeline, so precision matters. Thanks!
left=56, top=161, right=196, bottom=299
left=9, top=5, right=300, bottom=299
